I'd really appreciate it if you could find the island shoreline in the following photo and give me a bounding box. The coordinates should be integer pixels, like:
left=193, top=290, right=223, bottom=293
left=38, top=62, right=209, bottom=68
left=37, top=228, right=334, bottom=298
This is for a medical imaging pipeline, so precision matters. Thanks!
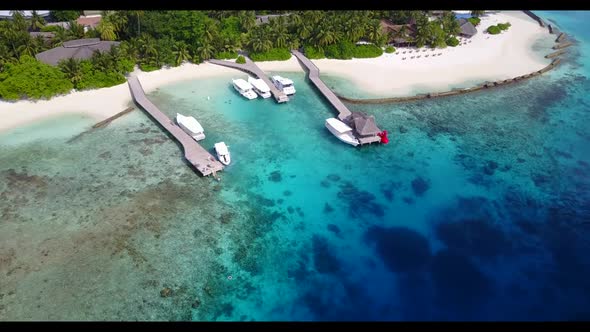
left=0, top=10, right=569, bottom=133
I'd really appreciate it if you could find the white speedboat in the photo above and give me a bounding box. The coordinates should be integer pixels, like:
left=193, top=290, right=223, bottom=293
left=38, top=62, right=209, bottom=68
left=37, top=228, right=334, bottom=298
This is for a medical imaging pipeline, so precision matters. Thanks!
left=270, top=75, right=296, bottom=95
left=247, top=76, right=272, bottom=98
left=232, top=78, right=258, bottom=100
left=176, top=113, right=205, bottom=141
left=325, top=118, right=359, bottom=146
left=214, top=142, right=231, bottom=165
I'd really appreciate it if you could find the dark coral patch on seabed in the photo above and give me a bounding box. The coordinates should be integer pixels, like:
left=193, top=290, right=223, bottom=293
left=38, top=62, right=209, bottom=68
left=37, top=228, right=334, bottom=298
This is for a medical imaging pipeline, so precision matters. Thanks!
left=365, top=226, right=432, bottom=273
left=311, top=235, right=341, bottom=274
left=430, top=249, right=494, bottom=316
left=411, top=176, right=430, bottom=196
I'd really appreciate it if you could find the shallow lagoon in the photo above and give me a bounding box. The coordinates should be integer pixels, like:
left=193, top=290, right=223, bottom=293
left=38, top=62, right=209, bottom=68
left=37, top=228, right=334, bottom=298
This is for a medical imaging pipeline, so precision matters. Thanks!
left=1, top=11, right=590, bottom=321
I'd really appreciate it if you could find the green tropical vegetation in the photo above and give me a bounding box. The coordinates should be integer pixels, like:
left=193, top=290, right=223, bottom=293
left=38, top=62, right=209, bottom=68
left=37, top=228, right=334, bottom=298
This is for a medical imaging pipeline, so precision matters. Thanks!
left=446, top=36, right=460, bottom=47
left=487, top=25, right=502, bottom=34
left=50, top=10, right=81, bottom=22
left=385, top=46, right=395, bottom=53
left=0, top=55, right=73, bottom=100
left=236, top=55, right=246, bottom=64
left=0, top=10, right=497, bottom=101
left=498, top=22, right=511, bottom=31
left=468, top=17, right=481, bottom=26
left=250, top=48, right=291, bottom=61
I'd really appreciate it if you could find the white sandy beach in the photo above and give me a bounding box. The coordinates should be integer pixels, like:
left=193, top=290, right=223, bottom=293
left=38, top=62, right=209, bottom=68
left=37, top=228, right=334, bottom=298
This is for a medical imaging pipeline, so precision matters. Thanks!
left=0, top=11, right=555, bottom=132
left=311, top=11, right=555, bottom=97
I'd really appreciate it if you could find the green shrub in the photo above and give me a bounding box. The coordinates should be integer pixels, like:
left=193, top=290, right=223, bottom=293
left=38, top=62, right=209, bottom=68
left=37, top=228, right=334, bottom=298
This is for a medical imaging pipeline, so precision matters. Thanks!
left=303, top=45, right=325, bottom=59
left=352, top=44, right=383, bottom=58
left=249, top=48, right=291, bottom=61
left=215, top=51, right=238, bottom=60
left=40, top=25, right=59, bottom=32
left=467, top=17, right=481, bottom=26
left=446, top=36, right=460, bottom=47
left=487, top=25, right=501, bottom=35
left=0, top=56, right=73, bottom=100
left=76, top=61, right=126, bottom=90
left=325, top=41, right=355, bottom=60
left=385, top=46, right=396, bottom=53
left=498, top=22, right=511, bottom=30
left=139, top=63, right=160, bottom=72
left=236, top=55, right=246, bottom=64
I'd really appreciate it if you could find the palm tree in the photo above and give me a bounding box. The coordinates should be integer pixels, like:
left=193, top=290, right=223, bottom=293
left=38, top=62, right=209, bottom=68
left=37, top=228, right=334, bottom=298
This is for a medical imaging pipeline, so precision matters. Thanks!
left=129, top=10, right=144, bottom=37
left=52, top=26, right=69, bottom=47
left=107, top=11, right=128, bottom=38
left=97, top=20, right=116, bottom=41
left=11, top=11, right=28, bottom=31
left=139, top=34, right=158, bottom=61
left=30, top=10, right=46, bottom=31
left=196, top=41, right=215, bottom=60
left=0, top=44, right=15, bottom=71
left=414, top=22, right=431, bottom=48
left=305, top=11, right=324, bottom=25
left=91, top=51, right=112, bottom=72
left=173, top=42, right=191, bottom=66
left=238, top=10, right=256, bottom=32
left=3, top=27, right=21, bottom=56
left=108, top=46, right=122, bottom=65
left=413, top=13, right=432, bottom=47
left=68, top=21, right=85, bottom=39
left=32, top=35, right=47, bottom=52
left=247, top=28, right=272, bottom=53
left=203, top=20, right=219, bottom=44
left=59, top=58, right=83, bottom=88
left=297, top=23, right=312, bottom=41
left=442, top=11, right=461, bottom=37
left=289, top=12, right=302, bottom=27
left=273, top=24, right=289, bottom=48
left=121, top=38, right=140, bottom=62
left=17, top=38, right=38, bottom=57
left=315, top=26, right=337, bottom=47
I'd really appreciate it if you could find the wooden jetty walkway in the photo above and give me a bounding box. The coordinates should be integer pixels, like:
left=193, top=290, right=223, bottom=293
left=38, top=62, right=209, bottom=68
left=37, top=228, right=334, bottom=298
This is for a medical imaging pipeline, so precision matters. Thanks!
left=208, top=57, right=289, bottom=103
left=291, top=50, right=352, bottom=121
left=291, top=50, right=381, bottom=145
left=128, top=76, right=224, bottom=177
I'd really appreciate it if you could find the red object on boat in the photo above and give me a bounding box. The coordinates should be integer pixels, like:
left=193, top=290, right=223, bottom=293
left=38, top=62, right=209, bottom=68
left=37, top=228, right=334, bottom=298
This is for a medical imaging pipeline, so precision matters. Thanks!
left=377, top=130, right=389, bottom=144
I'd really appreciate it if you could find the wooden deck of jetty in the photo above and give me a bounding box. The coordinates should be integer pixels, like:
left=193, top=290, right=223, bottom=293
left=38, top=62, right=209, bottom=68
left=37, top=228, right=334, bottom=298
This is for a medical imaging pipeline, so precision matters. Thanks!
left=208, top=57, right=289, bottom=103
left=128, top=76, right=224, bottom=177
left=291, top=50, right=381, bottom=145
left=291, top=50, right=352, bottom=121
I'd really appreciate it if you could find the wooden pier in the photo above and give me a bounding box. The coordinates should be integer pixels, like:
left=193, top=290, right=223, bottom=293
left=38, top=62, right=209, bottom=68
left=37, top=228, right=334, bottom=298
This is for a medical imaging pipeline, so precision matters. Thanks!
left=291, top=50, right=382, bottom=145
left=208, top=57, right=289, bottom=103
left=291, top=50, right=353, bottom=121
left=128, top=76, right=224, bottom=177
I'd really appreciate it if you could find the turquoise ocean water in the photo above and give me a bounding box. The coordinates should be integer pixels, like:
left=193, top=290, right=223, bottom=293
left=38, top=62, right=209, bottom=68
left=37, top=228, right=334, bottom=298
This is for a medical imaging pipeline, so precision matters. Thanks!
left=1, top=11, right=589, bottom=321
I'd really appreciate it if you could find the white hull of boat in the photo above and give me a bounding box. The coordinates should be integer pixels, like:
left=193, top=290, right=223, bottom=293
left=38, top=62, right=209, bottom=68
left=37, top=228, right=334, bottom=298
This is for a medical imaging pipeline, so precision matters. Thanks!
left=271, top=76, right=296, bottom=95
left=176, top=114, right=206, bottom=141
left=325, top=120, right=359, bottom=147
left=214, top=142, right=231, bottom=166
left=282, top=86, right=296, bottom=95
left=247, top=77, right=272, bottom=98
left=254, top=88, right=271, bottom=98
left=232, top=80, right=258, bottom=100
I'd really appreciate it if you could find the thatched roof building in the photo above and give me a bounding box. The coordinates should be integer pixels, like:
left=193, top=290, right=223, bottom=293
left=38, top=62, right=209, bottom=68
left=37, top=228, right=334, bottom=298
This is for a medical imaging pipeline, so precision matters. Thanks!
left=380, top=19, right=417, bottom=47
left=36, top=38, right=119, bottom=66
left=349, top=112, right=381, bottom=137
